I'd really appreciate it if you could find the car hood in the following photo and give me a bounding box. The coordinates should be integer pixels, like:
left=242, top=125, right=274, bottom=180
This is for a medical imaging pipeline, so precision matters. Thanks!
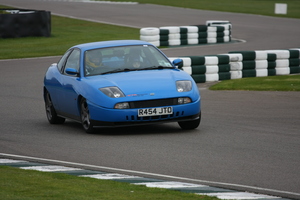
left=81, top=69, right=198, bottom=107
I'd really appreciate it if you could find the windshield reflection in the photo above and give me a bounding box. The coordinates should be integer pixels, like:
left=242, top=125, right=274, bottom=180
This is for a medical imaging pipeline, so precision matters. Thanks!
left=84, top=45, right=173, bottom=76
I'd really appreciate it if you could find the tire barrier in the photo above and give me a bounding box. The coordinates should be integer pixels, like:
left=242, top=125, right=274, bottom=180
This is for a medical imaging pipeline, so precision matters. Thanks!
left=206, top=20, right=232, bottom=28
left=265, top=50, right=300, bottom=75
left=140, top=21, right=232, bottom=47
left=228, top=49, right=300, bottom=78
left=169, top=55, right=231, bottom=83
left=169, top=48, right=300, bottom=83
left=0, top=9, right=51, bottom=38
left=228, top=50, right=271, bottom=79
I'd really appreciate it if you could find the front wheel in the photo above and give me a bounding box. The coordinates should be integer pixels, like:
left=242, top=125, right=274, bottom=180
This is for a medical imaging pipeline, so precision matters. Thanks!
left=80, top=98, right=94, bottom=133
left=44, top=90, right=65, bottom=124
left=178, top=112, right=201, bottom=130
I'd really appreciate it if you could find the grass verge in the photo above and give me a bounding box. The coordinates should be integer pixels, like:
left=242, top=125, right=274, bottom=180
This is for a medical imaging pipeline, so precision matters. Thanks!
left=108, top=0, right=300, bottom=19
left=1, top=0, right=299, bottom=59
left=0, top=14, right=139, bottom=59
left=0, top=166, right=217, bottom=200
left=209, top=75, right=300, bottom=91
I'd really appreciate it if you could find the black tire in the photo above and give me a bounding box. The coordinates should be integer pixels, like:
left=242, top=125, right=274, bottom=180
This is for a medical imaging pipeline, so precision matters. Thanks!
left=80, top=98, right=94, bottom=133
left=178, top=112, right=201, bottom=130
left=44, top=90, right=65, bottom=124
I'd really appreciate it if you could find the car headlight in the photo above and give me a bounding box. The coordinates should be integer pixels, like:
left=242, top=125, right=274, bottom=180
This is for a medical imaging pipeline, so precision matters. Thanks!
left=176, top=81, right=192, bottom=92
left=100, top=87, right=125, bottom=98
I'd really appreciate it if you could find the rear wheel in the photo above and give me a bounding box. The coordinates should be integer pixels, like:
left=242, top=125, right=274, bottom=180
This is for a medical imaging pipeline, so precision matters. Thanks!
left=44, top=90, right=65, bottom=124
left=178, top=112, right=201, bottom=130
left=80, top=98, right=94, bottom=133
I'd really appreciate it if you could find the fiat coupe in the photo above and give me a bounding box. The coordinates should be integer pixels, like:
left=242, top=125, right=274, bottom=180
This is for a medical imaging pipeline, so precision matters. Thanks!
left=43, top=40, right=201, bottom=133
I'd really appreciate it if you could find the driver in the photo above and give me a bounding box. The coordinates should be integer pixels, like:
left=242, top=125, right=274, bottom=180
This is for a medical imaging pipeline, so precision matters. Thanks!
left=128, top=55, right=142, bottom=69
left=85, top=50, right=104, bottom=75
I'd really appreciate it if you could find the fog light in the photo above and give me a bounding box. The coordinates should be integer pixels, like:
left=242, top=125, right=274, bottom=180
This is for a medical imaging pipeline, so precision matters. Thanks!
left=178, top=97, right=191, bottom=104
left=114, top=102, right=130, bottom=109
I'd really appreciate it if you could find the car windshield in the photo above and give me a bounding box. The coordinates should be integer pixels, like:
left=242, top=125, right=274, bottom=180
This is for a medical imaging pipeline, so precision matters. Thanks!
left=84, top=45, right=173, bottom=76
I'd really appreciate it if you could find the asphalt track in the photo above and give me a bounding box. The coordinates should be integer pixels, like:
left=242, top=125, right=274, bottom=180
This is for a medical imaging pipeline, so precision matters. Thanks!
left=0, top=0, right=300, bottom=199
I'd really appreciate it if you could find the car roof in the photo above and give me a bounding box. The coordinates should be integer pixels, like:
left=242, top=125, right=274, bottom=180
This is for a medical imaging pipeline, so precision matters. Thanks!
left=72, top=40, right=153, bottom=51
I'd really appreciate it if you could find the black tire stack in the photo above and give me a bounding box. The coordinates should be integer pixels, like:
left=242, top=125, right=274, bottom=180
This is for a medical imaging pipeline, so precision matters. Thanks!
left=0, top=9, right=51, bottom=38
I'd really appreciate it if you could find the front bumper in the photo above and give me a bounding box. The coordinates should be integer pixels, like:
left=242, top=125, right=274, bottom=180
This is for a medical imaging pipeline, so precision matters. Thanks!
left=91, top=113, right=200, bottom=127
left=88, top=98, right=201, bottom=127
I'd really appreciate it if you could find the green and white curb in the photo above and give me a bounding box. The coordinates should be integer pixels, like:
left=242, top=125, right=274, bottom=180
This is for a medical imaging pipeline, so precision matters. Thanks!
left=0, top=158, right=289, bottom=200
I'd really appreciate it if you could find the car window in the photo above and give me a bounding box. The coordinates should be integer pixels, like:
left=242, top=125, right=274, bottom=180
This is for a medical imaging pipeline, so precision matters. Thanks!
left=64, top=49, right=80, bottom=76
left=84, top=45, right=173, bottom=76
left=57, top=50, right=72, bottom=72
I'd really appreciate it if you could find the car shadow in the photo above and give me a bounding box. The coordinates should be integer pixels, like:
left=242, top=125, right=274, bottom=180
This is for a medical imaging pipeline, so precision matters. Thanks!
left=62, top=121, right=196, bottom=136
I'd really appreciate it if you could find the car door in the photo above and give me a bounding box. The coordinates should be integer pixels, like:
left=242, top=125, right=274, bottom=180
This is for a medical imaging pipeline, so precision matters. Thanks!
left=58, top=48, right=81, bottom=119
left=47, top=49, right=72, bottom=112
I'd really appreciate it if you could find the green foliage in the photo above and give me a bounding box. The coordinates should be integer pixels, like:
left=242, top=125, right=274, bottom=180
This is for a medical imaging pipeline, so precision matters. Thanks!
left=209, top=75, right=300, bottom=91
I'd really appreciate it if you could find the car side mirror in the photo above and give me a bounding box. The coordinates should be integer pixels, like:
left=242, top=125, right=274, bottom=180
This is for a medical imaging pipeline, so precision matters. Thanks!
left=65, top=68, right=79, bottom=76
left=172, top=59, right=183, bottom=68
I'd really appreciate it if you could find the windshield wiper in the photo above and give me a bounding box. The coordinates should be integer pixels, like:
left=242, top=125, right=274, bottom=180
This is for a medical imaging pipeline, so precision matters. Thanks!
left=101, top=68, right=136, bottom=75
left=101, top=66, right=172, bottom=74
left=140, top=66, right=173, bottom=70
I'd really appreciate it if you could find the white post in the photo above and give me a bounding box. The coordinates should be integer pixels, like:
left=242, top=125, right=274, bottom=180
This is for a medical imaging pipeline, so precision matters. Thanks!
left=275, top=3, right=287, bottom=14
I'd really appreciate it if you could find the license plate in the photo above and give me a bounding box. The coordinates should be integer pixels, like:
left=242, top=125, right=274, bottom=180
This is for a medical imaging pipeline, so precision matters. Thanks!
left=138, top=107, right=173, bottom=117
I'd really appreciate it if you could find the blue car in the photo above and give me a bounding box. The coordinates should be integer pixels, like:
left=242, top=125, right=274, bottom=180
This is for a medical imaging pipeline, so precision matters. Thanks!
left=44, top=40, right=201, bottom=133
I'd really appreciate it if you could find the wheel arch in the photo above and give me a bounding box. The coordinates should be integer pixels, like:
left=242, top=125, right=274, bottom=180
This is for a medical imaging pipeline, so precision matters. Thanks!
left=77, top=95, right=84, bottom=112
left=43, top=87, right=48, bottom=102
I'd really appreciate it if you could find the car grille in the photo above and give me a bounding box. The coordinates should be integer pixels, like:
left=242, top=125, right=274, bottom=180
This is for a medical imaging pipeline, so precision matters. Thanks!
left=129, top=98, right=178, bottom=108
